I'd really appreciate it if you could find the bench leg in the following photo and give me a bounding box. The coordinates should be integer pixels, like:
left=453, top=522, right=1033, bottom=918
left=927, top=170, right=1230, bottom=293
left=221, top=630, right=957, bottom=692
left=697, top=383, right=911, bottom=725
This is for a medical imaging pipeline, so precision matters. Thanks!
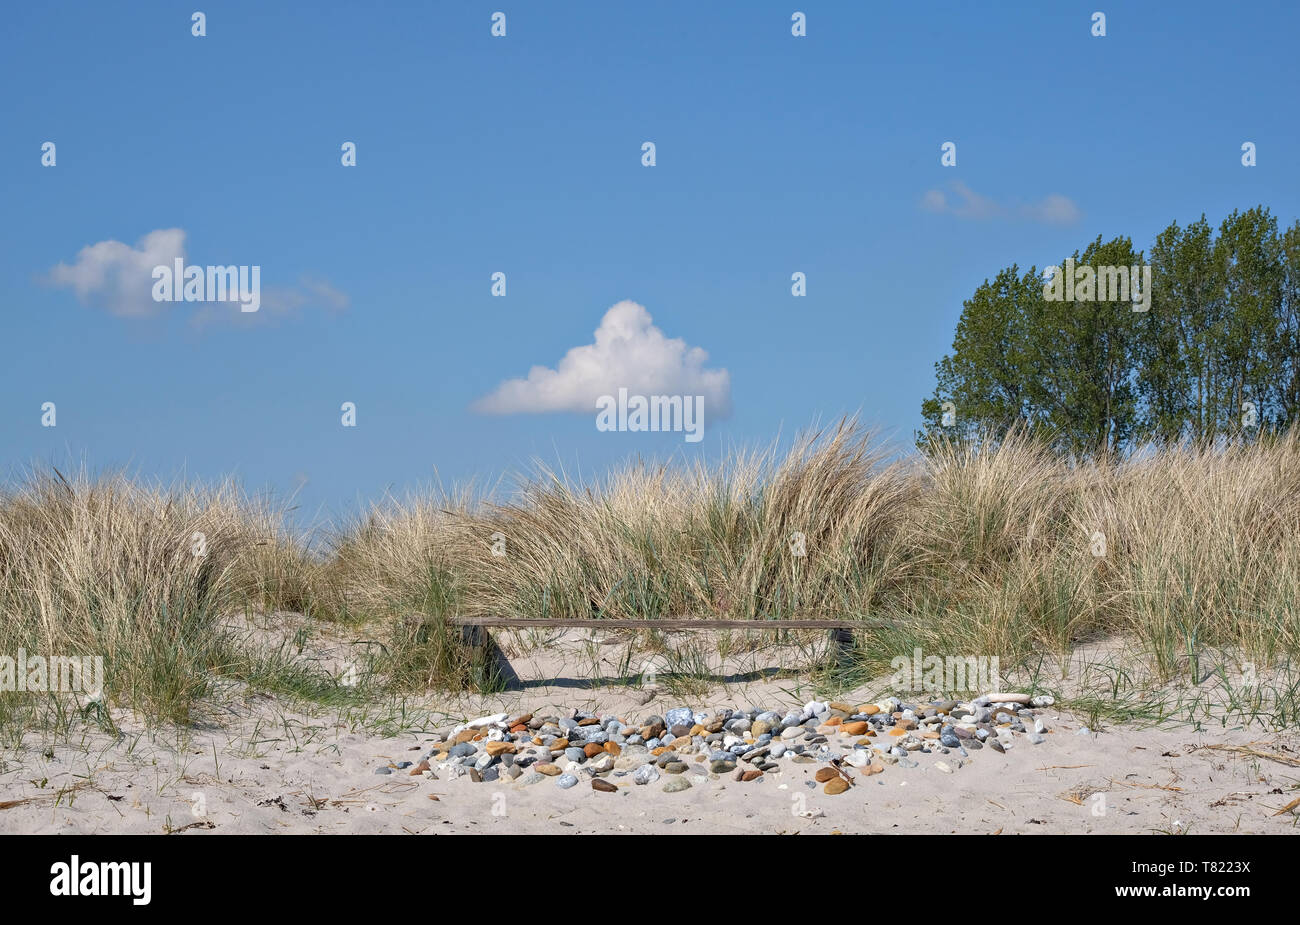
left=459, top=625, right=522, bottom=693
left=827, top=627, right=855, bottom=670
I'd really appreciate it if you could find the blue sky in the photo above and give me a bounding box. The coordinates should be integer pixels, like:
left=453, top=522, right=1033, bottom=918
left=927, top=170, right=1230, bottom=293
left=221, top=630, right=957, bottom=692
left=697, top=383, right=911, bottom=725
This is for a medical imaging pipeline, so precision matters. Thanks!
left=3, top=1, right=1298, bottom=529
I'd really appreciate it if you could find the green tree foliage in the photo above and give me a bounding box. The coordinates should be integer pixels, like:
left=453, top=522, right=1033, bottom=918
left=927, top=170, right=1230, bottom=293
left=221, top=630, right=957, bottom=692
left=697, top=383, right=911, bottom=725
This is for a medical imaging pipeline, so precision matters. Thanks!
left=920, top=265, right=1036, bottom=447
left=921, top=207, right=1300, bottom=457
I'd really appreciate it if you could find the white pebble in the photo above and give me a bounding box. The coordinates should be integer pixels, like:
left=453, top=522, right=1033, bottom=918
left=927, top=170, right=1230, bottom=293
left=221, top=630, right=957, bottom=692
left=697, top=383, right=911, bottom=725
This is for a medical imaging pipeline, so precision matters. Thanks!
left=985, top=693, right=1031, bottom=705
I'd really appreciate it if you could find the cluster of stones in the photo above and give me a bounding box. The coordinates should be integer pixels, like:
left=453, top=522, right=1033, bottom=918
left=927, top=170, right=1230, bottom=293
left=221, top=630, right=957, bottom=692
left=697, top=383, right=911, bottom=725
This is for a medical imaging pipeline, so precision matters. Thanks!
left=373, top=692, right=1056, bottom=795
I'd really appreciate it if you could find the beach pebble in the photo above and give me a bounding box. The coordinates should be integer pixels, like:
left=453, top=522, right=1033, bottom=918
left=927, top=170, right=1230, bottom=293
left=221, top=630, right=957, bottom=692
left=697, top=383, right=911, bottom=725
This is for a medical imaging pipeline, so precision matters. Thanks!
left=665, top=708, right=694, bottom=728
left=984, top=693, right=1031, bottom=705
left=367, top=695, right=1060, bottom=800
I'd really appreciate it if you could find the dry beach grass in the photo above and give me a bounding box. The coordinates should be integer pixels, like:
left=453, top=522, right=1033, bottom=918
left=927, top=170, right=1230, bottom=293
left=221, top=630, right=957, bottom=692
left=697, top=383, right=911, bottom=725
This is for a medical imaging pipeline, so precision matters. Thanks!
left=3, top=421, right=1300, bottom=739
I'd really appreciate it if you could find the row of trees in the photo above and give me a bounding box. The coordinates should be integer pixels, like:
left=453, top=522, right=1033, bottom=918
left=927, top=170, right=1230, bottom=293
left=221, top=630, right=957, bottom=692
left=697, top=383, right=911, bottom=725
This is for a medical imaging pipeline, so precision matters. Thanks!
left=920, top=207, right=1300, bottom=457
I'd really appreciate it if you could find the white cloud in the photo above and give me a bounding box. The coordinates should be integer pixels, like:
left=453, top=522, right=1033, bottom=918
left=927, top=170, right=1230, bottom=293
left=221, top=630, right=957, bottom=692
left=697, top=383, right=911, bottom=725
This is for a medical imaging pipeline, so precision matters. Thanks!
left=47, top=228, right=185, bottom=318
left=46, top=229, right=348, bottom=325
left=921, top=181, right=1002, bottom=220
left=920, top=189, right=948, bottom=213
left=473, top=300, right=732, bottom=417
left=190, top=274, right=350, bottom=327
left=920, top=181, right=1080, bottom=226
left=1020, top=192, right=1082, bottom=225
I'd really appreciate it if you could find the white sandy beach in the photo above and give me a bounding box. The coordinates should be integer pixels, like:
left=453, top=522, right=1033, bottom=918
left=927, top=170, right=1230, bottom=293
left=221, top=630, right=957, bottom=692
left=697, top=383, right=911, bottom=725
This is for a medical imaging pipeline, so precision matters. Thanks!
left=2, top=621, right=1297, bottom=835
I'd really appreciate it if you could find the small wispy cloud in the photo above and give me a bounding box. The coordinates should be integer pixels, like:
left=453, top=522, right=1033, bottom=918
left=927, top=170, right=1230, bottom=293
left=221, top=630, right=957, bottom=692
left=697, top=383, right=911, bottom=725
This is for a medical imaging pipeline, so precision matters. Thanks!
left=190, top=275, right=350, bottom=328
left=47, top=228, right=185, bottom=318
left=472, top=300, right=732, bottom=417
left=920, top=181, right=1081, bottom=225
left=45, top=229, right=348, bottom=325
left=1020, top=192, right=1082, bottom=225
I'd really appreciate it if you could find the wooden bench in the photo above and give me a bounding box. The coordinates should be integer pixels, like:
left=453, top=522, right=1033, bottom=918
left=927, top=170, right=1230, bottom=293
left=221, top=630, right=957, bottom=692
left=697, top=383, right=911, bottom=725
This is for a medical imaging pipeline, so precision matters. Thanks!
left=450, top=616, right=881, bottom=692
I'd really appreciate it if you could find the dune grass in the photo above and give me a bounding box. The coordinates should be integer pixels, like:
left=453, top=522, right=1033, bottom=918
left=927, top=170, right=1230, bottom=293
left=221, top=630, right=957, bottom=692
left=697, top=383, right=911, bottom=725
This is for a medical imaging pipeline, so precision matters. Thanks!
left=0, top=469, right=324, bottom=734
left=3, top=421, right=1300, bottom=734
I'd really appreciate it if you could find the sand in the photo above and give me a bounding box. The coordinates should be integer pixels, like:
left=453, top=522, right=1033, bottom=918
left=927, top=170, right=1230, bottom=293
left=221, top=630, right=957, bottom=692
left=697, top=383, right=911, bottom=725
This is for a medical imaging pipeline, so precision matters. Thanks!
left=2, top=621, right=1298, bottom=835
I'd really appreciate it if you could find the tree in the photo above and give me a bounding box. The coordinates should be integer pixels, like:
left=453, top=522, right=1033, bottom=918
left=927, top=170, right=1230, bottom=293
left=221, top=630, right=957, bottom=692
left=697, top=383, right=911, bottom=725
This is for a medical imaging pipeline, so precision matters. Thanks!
left=923, top=208, right=1300, bottom=457
left=1023, top=235, right=1142, bottom=457
left=1137, top=215, right=1221, bottom=445
left=920, top=238, right=1142, bottom=458
left=919, top=265, right=1037, bottom=448
left=1278, top=221, right=1300, bottom=422
left=1217, top=207, right=1285, bottom=437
